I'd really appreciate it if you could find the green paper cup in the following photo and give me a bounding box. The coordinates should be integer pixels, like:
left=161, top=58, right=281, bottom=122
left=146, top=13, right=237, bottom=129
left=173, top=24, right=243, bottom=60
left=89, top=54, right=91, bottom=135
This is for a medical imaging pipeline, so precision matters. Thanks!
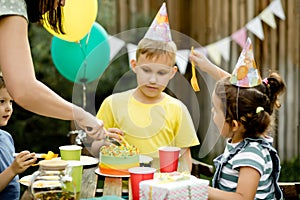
left=65, top=160, right=83, bottom=198
left=59, top=145, right=82, bottom=161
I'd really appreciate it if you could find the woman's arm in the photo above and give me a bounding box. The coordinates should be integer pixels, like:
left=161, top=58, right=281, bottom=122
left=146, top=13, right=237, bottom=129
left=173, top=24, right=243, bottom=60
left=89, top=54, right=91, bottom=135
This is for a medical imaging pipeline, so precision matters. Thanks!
left=0, top=16, right=74, bottom=119
left=190, top=50, right=230, bottom=81
left=0, top=16, right=106, bottom=139
left=208, top=166, right=260, bottom=200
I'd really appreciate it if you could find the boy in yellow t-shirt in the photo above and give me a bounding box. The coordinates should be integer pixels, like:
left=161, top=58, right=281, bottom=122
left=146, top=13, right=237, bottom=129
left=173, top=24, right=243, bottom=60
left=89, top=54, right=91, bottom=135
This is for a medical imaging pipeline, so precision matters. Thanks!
left=91, top=3, right=199, bottom=172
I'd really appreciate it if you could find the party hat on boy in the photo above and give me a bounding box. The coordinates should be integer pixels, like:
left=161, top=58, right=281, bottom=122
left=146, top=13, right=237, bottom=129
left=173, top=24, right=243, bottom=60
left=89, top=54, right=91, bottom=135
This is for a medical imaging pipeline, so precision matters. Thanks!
left=230, top=37, right=262, bottom=87
left=144, top=2, right=172, bottom=42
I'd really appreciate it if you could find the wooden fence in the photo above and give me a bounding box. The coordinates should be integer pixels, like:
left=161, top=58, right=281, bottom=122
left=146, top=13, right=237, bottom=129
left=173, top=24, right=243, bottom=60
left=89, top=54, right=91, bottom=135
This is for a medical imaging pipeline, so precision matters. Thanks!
left=98, top=0, right=300, bottom=162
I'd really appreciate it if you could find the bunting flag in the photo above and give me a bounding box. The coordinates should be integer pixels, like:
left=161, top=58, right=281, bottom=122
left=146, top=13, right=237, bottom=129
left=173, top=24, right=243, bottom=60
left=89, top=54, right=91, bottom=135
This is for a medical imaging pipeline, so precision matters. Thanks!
left=269, top=0, right=286, bottom=20
left=246, top=17, right=265, bottom=40
left=214, top=37, right=231, bottom=62
left=203, top=0, right=285, bottom=65
left=108, top=35, right=126, bottom=60
left=231, top=27, right=247, bottom=48
left=176, top=49, right=190, bottom=74
left=126, top=43, right=137, bottom=68
left=259, top=8, right=277, bottom=29
left=117, top=0, right=286, bottom=73
left=206, top=44, right=222, bottom=66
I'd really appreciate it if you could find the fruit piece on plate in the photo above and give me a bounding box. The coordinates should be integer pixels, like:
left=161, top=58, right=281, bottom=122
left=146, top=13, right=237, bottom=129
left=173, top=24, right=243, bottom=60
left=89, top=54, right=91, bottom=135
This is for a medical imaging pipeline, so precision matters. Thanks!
left=41, top=151, right=59, bottom=160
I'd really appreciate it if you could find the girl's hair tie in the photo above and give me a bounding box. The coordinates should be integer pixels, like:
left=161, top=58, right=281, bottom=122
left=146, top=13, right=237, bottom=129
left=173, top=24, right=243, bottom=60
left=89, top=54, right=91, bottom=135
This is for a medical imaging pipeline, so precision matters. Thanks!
left=263, top=78, right=268, bottom=85
left=256, top=106, right=264, bottom=113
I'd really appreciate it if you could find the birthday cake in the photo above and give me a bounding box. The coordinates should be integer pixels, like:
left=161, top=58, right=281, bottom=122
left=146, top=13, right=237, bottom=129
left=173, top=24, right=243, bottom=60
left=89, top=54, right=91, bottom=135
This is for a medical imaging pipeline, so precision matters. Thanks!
left=99, top=143, right=139, bottom=175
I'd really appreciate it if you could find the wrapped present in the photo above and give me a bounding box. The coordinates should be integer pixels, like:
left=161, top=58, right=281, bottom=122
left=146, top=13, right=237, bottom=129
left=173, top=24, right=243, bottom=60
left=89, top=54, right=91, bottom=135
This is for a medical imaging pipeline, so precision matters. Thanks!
left=139, top=172, right=209, bottom=200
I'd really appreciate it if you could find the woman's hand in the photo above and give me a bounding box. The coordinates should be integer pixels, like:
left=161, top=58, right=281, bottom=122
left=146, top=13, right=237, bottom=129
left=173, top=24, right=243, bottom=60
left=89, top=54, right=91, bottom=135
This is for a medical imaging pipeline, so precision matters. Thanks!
left=189, top=50, right=230, bottom=81
left=189, top=51, right=215, bottom=73
left=73, top=106, right=107, bottom=140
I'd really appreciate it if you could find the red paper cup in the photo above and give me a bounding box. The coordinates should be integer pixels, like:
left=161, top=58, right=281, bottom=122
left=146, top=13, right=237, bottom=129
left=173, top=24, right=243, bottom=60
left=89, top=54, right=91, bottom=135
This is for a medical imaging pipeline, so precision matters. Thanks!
left=129, top=167, right=156, bottom=200
left=159, top=146, right=180, bottom=173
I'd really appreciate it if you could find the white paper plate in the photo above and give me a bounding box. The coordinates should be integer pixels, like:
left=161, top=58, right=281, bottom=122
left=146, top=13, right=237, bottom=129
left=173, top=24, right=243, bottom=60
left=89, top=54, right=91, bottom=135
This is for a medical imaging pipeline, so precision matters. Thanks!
left=94, top=168, right=130, bottom=178
left=19, top=175, right=60, bottom=188
left=139, top=155, right=153, bottom=164
left=80, top=155, right=99, bottom=166
left=54, top=155, right=99, bottom=166
left=13, top=153, right=45, bottom=158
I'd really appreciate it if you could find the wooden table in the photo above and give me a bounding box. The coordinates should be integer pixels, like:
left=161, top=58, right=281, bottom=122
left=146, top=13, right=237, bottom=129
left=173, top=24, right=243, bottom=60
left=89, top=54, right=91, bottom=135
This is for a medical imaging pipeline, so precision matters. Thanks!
left=80, top=165, right=98, bottom=198
left=21, top=156, right=192, bottom=199
left=102, top=176, right=132, bottom=199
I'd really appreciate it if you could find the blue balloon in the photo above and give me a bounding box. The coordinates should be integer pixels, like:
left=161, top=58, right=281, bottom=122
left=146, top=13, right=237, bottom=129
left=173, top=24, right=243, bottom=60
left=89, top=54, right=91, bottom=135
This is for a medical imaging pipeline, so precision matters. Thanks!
left=51, top=22, right=110, bottom=83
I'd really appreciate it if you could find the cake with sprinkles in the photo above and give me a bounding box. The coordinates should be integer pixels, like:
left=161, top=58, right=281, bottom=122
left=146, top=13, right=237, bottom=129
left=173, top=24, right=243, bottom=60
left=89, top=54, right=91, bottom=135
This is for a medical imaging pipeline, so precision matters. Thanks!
left=99, top=143, right=139, bottom=175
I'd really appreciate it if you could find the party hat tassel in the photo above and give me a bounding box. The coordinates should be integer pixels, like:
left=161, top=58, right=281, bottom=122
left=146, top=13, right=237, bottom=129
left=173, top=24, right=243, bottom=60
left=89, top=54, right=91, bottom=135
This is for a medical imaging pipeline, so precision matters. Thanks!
left=190, top=47, right=200, bottom=92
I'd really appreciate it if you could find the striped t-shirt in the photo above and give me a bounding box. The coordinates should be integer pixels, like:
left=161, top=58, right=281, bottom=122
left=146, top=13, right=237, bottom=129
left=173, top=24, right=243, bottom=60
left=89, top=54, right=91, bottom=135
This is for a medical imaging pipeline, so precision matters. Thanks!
left=217, top=140, right=276, bottom=199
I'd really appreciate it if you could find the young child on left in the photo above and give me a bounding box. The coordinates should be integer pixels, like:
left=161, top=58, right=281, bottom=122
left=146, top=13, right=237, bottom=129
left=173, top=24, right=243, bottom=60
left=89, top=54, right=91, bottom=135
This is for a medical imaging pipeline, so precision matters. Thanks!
left=0, top=75, right=37, bottom=200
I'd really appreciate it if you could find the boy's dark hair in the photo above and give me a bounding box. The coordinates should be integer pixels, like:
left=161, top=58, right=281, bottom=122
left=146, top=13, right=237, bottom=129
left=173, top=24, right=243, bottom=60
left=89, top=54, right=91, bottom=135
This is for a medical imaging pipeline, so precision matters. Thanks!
left=214, top=72, right=286, bottom=137
left=25, top=0, right=64, bottom=34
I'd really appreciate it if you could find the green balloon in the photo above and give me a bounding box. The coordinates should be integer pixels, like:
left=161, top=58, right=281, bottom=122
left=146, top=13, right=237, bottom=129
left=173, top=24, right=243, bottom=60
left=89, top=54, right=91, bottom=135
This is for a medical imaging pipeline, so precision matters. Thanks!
left=51, top=22, right=110, bottom=83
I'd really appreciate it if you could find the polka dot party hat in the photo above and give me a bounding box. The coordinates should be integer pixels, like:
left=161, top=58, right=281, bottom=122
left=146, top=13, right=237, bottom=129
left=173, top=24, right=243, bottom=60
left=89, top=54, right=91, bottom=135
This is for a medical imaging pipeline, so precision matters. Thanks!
left=230, top=37, right=262, bottom=87
left=144, top=2, right=172, bottom=42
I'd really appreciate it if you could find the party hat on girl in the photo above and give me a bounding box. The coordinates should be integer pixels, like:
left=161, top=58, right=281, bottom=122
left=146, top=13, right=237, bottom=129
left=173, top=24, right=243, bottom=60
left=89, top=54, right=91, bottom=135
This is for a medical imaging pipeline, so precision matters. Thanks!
left=144, top=2, right=172, bottom=42
left=230, top=37, right=262, bottom=87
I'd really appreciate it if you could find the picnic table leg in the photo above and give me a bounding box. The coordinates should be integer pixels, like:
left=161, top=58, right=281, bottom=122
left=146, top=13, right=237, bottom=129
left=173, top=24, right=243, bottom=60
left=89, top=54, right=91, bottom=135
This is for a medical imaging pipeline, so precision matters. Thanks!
left=103, top=177, right=122, bottom=197
left=128, top=178, right=132, bottom=200
left=80, top=166, right=98, bottom=198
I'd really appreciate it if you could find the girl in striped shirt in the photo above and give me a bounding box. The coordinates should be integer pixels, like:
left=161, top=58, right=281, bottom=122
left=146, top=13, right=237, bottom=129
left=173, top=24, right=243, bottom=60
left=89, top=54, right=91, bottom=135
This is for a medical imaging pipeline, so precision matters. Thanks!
left=208, top=73, right=285, bottom=200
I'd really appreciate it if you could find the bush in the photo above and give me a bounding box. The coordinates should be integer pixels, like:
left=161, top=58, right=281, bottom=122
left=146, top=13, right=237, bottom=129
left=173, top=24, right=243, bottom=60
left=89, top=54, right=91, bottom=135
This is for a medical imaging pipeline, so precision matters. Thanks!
left=279, top=158, right=300, bottom=182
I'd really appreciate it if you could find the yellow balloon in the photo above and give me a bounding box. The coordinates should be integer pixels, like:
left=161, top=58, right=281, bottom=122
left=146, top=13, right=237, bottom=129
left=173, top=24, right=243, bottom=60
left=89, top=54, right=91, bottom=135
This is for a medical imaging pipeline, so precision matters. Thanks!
left=42, top=0, right=98, bottom=42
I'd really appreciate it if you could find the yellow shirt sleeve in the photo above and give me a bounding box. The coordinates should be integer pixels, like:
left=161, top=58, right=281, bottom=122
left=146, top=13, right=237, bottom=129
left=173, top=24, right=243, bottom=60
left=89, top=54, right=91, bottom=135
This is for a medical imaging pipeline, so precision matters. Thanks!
left=173, top=103, right=200, bottom=148
left=96, top=96, right=116, bottom=129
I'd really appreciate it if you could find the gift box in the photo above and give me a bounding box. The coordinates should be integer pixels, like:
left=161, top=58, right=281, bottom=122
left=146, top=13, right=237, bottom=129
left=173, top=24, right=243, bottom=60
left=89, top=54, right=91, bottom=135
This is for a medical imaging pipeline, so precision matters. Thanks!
left=139, top=172, right=209, bottom=200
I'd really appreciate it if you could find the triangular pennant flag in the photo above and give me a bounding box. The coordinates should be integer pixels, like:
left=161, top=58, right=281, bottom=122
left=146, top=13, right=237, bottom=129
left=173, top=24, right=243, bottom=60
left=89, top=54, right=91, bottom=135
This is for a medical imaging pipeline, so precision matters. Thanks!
left=231, top=27, right=247, bottom=48
left=144, top=2, right=172, bottom=42
left=215, top=37, right=231, bottom=61
left=246, top=17, right=265, bottom=40
left=259, top=8, right=277, bottom=29
left=126, top=43, right=137, bottom=68
left=230, top=37, right=262, bottom=87
left=206, top=44, right=222, bottom=66
left=176, top=49, right=190, bottom=74
left=108, top=35, right=126, bottom=60
left=269, top=0, right=286, bottom=20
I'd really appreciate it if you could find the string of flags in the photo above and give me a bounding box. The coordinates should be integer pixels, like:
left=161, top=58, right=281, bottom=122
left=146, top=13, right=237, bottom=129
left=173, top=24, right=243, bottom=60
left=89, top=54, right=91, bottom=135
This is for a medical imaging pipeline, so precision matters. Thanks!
left=107, top=0, right=285, bottom=74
